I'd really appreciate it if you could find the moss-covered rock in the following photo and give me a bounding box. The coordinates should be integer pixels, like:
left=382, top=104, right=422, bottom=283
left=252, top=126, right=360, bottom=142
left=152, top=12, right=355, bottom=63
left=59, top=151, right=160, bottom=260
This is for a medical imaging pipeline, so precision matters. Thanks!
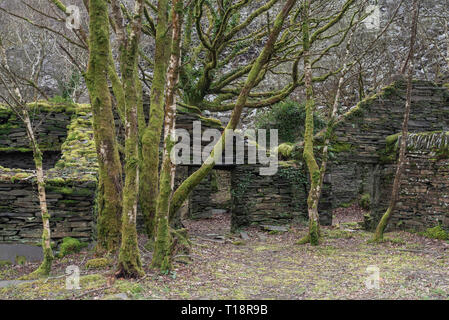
left=277, top=143, right=294, bottom=158
left=331, top=142, right=355, bottom=153
left=85, top=258, right=112, bottom=270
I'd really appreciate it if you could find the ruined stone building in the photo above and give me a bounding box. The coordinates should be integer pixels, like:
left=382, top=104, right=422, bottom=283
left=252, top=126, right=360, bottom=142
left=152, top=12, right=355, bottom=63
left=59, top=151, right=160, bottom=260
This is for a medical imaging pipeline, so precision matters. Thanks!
left=0, top=79, right=448, bottom=249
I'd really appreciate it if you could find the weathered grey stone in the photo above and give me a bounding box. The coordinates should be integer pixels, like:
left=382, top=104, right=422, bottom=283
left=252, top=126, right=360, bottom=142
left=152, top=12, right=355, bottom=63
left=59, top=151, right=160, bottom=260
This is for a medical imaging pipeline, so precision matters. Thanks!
left=261, top=225, right=289, bottom=232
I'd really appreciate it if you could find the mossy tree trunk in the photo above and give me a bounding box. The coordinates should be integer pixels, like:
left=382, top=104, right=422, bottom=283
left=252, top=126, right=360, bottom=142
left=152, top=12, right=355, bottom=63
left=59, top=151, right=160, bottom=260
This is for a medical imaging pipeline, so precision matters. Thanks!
left=86, top=0, right=123, bottom=254
left=151, top=0, right=184, bottom=272
left=315, top=26, right=357, bottom=234
left=300, top=0, right=320, bottom=246
left=373, top=0, right=420, bottom=242
left=113, top=0, right=145, bottom=278
left=140, top=0, right=171, bottom=241
left=169, top=0, right=298, bottom=221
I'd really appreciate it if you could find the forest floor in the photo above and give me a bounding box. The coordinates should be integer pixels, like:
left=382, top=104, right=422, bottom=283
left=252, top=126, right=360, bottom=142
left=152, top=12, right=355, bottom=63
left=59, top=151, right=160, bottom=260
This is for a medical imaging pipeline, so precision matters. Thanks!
left=1, top=205, right=449, bottom=300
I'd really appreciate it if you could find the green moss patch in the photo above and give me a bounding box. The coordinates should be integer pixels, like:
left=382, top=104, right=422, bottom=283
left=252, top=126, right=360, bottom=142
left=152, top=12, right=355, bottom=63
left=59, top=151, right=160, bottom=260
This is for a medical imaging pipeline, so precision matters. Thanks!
left=0, top=260, right=12, bottom=267
left=85, top=258, right=112, bottom=270
left=15, top=256, right=26, bottom=265
left=419, top=225, right=448, bottom=240
left=59, top=237, right=87, bottom=257
left=359, top=194, right=371, bottom=210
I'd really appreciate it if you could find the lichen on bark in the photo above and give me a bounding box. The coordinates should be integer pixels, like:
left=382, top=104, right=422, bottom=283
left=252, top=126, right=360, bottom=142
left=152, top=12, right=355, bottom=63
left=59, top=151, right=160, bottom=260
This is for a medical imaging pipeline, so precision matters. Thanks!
left=86, top=0, right=123, bottom=253
left=140, top=0, right=171, bottom=240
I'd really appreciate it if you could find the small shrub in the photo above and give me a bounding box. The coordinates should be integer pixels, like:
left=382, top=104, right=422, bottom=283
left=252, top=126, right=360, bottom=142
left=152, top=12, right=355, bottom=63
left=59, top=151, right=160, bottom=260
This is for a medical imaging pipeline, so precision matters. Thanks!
left=255, top=99, right=325, bottom=143
left=419, top=225, right=448, bottom=240
left=359, top=193, right=371, bottom=210
left=15, top=256, right=26, bottom=265
left=59, top=237, right=87, bottom=257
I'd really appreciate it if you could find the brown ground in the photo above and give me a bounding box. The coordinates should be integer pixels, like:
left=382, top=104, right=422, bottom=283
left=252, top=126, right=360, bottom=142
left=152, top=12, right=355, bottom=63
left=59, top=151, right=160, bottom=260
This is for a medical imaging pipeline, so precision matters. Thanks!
left=1, top=207, right=449, bottom=300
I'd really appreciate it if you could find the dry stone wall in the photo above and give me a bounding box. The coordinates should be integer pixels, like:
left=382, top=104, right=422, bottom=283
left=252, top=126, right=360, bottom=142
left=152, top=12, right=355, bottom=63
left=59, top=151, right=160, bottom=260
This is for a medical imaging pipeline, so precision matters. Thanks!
left=329, top=79, right=449, bottom=231
left=0, top=103, right=97, bottom=245
left=366, top=133, right=449, bottom=231
left=2, top=79, right=448, bottom=244
left=230, top=162, right=332, bottom=230
left=0, top=103, right=73, bottom=151
left=0, top=179, right=96, bottom=243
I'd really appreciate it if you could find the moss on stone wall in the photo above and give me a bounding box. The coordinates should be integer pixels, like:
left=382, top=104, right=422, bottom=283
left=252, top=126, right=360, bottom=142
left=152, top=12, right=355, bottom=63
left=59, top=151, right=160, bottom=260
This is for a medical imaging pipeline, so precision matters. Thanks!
left=51, top=104, right=97, bottom=175
left=0, top=102, right=97, bottom=244
left=0, top=102, right=76, bottom=152
left=331, top=142, right=355, bottom=153
left=277, top=143, right=294, bottom=158
left=379, top=131, right=449, bottom=163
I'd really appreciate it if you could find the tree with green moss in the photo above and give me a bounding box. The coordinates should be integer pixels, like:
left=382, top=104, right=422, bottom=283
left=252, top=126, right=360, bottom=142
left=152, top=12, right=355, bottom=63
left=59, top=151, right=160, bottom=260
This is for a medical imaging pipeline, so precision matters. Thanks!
left=151, top=0, right=184, bottom=271
left=296, top=0, right=359, bottom=245
left=299, top=0, right=321, bottom=245
left=85, top=0, right=123, bottom=254
left=294, top=0, right=405, bottom=245
left=4, top=0, right=364, bottom=251
left=111, top=0, right=146, bottom=277
left=373, top=0, right=420, bottom=242
left=1, top=0, right=408, bottom=274
left=139, top=0, right=171, bottom=242
left=168, top=0, right=298, bottom=227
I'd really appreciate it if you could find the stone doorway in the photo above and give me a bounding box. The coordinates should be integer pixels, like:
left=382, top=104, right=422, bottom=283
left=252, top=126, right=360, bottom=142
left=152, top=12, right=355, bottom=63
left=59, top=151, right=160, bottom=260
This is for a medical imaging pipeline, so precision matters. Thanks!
left=188, top=168, right=232, bottom=220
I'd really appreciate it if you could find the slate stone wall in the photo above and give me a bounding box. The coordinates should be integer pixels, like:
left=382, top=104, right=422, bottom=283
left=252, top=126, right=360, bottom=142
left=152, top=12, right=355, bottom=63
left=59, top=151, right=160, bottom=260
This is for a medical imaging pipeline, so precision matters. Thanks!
left=329, top=79, right=449, bottom=214
left=230, top=163, right=332, bottom=230
left=2, top=79, right=448, bottom=243
left=0, top=103, right=96, bottom=245
left=0, top=179, right=96, bottom=244
left=367, top=141, right=449, bottom=232
left=0, top=104, right=73, bottom=152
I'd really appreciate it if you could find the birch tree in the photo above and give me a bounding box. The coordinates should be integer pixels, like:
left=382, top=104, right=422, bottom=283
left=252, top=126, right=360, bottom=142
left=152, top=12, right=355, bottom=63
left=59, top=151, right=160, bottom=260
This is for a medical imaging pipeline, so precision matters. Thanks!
left=0, top=36, right=54, bottom=277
